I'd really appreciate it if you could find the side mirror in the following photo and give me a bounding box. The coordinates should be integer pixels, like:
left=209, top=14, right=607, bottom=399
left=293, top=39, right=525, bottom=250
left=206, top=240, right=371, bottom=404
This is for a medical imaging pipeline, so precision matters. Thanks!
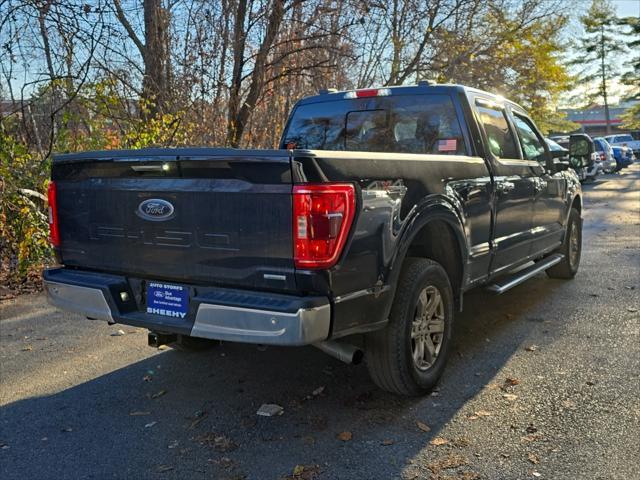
left=569, top=134, right=594, bottom=168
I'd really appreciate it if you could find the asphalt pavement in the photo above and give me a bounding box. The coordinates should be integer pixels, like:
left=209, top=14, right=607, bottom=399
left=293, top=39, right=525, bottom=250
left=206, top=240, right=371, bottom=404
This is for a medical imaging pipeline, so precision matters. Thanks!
left=1, top=165, right=639, bottom=480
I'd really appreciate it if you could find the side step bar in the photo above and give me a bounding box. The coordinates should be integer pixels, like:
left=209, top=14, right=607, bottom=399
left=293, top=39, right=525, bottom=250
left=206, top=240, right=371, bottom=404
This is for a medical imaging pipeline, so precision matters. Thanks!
left=486, top=254, right=564, bottom=294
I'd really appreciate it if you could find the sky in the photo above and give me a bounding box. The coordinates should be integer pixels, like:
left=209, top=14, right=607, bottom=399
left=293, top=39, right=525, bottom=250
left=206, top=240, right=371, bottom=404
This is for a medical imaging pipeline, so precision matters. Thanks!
left=561, top=0, right=640, bottom=107
left=612, top=0, right=640, bottom=17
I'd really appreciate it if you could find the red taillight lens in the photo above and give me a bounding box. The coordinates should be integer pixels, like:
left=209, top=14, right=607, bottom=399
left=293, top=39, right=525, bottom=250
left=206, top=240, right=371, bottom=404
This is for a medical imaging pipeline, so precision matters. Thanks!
left=599, top=152, right=606, bottom=161
left=47, top=181, right=61, bottom=247
left=293, top=184, right=356, bottom=269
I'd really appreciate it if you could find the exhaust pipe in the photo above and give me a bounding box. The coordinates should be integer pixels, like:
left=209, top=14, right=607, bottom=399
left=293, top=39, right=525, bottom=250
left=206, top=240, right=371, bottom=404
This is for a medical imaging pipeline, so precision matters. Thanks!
left=314, top=340, right=364, bottom=365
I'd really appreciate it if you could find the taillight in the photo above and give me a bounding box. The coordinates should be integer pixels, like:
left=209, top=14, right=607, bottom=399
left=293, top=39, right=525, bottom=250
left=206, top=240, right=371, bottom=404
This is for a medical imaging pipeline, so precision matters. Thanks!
left=293, top=184, right=356, bottom=269
left=599, top=152, right=606, bottom=161
left=47, top=181, right=61, bottom=247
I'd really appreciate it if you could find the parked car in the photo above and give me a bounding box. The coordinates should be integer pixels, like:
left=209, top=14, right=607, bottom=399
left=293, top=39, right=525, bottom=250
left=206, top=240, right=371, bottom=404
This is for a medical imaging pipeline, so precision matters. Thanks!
left=604, top=134, right=640, bottom=157
left=612, top=145, right=634, bottom=171
left=44, top=83, right=588, bottom=396
left=593, top=137, right=617, bottom=173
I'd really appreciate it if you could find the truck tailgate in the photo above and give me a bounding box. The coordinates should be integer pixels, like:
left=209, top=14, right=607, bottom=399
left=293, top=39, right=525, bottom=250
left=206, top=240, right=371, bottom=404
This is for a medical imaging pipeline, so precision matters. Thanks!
left=51, top=149, right=296, bottom=292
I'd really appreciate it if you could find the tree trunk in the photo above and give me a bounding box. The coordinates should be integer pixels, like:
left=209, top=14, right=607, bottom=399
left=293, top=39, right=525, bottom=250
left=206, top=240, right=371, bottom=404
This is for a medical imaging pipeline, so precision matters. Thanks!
left=143, top=0, right=171, bottom=117
left=600, top=25, right=611, bottom=135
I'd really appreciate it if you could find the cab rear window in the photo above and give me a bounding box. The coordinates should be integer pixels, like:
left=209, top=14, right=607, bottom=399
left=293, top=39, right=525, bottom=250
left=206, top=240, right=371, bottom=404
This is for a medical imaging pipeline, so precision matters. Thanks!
left=282, top=94, right=467, bottom=155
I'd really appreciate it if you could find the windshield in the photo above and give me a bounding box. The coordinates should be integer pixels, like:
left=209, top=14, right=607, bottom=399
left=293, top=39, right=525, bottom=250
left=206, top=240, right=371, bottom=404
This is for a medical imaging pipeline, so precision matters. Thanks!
left=282, top=94, right=467, bottom=155
left=616, top=135, right=633, bottom=142
left=546, top=138, right=566, bottom=151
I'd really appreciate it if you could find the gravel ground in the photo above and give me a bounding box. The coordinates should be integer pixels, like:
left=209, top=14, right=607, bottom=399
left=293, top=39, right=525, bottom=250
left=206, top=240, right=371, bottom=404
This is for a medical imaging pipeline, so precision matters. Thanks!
left=1, top=165, right=639, bottom=480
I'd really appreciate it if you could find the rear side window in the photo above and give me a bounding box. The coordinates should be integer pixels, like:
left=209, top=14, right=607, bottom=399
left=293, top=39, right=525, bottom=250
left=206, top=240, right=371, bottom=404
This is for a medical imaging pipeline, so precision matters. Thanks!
left=512, top=114, right=546, bottom=162
left=282, top=94, right=467, bottom=155
left=475, top=102, right=519, bottom=159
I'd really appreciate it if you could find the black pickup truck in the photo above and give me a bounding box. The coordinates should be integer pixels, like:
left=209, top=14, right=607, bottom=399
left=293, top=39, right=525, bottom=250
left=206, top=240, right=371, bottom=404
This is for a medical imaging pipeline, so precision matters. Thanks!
left=44, top=83, right=591, bottom=396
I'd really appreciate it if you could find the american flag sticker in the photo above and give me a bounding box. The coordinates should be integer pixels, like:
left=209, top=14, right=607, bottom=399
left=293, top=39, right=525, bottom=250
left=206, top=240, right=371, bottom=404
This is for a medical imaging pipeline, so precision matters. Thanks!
left=437, top=139, right=457, bottom=152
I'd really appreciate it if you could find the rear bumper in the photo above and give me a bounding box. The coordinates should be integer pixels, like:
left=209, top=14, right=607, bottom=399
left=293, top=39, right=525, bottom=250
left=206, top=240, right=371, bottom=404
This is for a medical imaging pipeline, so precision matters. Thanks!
left=43, top=268, right=330, bottom=346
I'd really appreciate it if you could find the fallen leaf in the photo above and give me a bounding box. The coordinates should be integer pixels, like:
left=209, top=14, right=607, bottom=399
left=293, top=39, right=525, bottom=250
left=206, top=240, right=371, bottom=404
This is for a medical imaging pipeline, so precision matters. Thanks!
left=381, top=439, right=394, bottom=446
left=504, top=377, right=521, bottom=387
left=21, top=345, right=33, bottom=351
left=151, top=390, right=167, bottom=399
left=528, top=453, right=540, bottom=464
left=475, top=410, right=491, bottom=417
left=525, top=345, right=538, bottom=352
left=562, top=399, right=576, bottom=409
left=416, top=421, right=431, bottom=432
left=430, top=437, right=449, bottom=446
left=188, top=412, right=208, bottom=430
left=289, top=464, right=321, bottom=479
left=110, top=329, right=126, bottom=336
left=532, top=472, right=542, bottom=478
left=503, top=394, right=518, bottom=401
left=467, top=415, right=479, bottom=420
left=129, top=411, right=151, bottom=416
left=627, top=307, right=638, bottom=313
left=337, top=431, right=352, bottom=441
left=257, top=403, right=284, bottom=417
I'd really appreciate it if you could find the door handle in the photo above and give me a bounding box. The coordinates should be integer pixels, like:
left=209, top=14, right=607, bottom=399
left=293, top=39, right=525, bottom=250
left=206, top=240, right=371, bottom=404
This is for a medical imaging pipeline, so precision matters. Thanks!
left=496, top=181, right=515, bottom=194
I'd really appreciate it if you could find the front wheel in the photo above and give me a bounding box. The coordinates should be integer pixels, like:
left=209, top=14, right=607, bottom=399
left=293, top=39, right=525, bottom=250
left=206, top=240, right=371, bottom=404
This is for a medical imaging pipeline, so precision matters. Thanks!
left=365, top=258, right=454, bottom=396
left=546, top=207, right=582, bottom=279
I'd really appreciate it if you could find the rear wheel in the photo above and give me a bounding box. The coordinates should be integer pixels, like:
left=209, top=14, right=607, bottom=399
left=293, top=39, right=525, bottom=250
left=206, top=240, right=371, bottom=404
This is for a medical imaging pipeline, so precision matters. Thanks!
left=546, top=207, right=582, bottom=279
left=365, top=258, right=454, bottom=396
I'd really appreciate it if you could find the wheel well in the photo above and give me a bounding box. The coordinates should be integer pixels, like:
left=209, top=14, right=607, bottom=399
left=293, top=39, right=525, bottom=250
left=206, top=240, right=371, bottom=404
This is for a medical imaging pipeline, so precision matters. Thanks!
left=571, top=195, right=582, bottom=214
left=405, top=220, right=463, bottom=297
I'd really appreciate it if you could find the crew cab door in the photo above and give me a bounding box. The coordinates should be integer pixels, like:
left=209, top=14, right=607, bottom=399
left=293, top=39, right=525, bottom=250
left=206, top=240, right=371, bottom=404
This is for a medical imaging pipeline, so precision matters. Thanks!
left=473, top=98, right=535, bottom=275
left=510, top=112, right=566, bottom=255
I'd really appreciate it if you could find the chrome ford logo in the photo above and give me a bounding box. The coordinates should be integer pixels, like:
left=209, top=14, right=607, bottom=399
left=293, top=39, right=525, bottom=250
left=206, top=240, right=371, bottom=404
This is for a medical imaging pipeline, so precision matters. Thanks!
left=136, top=199, right=175, bottom=221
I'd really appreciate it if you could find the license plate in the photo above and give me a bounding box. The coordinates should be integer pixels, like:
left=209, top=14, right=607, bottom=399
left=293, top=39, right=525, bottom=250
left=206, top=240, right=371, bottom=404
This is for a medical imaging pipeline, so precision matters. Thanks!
left=146, top=282, right=189, bottom=319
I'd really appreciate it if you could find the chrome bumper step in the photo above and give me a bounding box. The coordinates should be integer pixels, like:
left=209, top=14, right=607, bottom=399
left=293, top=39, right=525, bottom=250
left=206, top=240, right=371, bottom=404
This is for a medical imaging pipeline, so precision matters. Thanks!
left=485, top=254, right=564, bottom=294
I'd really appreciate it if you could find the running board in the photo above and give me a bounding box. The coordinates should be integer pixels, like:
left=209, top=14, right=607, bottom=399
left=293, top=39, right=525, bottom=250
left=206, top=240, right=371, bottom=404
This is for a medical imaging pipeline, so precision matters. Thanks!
left=485, top=254, right=564, bottom=294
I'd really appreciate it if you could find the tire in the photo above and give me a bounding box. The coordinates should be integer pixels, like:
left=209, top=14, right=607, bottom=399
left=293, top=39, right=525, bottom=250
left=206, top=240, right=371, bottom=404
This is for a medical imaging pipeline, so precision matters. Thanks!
left=170, top=334, right=217, bottom=351
left=546, top=207, right=582, bottom=279
left=365, top=258, right=454, bottom=396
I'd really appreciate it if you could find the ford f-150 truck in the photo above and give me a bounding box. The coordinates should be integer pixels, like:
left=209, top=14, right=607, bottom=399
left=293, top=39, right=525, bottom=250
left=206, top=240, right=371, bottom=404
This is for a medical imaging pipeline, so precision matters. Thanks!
left=44, top=83, right=591, bottom=396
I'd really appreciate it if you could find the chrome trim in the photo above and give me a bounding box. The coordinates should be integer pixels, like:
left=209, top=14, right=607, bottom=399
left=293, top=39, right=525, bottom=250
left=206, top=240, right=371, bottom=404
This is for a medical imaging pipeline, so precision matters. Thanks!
left=486, top=254, right=564, bottom=294
left=44, top=281, right=113, bottom=321
left=191, top=302, right=330, bottom=346
left=333, top=286, right=390, bottom=303
left=263, top=273, right=287, bottom=281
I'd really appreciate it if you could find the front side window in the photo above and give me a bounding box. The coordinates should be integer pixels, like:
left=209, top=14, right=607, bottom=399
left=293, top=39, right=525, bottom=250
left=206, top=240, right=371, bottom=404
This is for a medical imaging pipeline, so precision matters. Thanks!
left=512, top=114, right=546, bottom=162
left=475, top=102, right=519, bottom=159
left=282, top=94, right=467, bottom=155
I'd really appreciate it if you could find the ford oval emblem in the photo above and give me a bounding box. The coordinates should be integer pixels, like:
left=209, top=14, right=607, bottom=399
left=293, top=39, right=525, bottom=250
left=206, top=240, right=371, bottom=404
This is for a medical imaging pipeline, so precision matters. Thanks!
left=136, top=198, right=175, bottom=221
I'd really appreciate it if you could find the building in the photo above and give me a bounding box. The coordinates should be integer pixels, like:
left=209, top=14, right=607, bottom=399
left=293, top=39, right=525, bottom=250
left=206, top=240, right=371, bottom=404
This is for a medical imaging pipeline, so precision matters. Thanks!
left=560, top=100, right=639, bottom=138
